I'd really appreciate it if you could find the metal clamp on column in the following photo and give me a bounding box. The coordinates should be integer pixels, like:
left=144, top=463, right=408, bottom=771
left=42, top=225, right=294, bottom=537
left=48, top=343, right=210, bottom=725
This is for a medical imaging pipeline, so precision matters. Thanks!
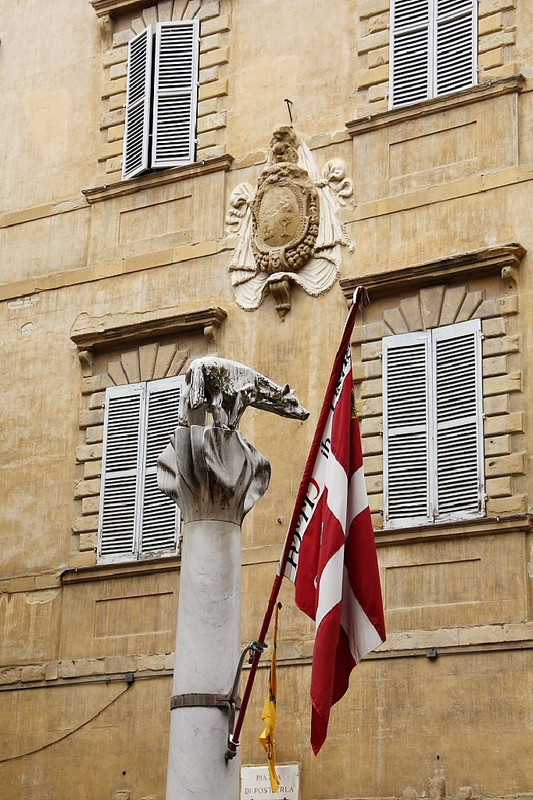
left=171, top=691, right=241, bottom=763
left=170, top=693, right=234, bottom=710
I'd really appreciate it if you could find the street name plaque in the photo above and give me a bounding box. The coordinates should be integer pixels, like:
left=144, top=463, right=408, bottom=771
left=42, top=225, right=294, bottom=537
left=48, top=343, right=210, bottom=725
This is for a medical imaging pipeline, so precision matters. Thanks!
left=241, top=765, right=299, bottom=799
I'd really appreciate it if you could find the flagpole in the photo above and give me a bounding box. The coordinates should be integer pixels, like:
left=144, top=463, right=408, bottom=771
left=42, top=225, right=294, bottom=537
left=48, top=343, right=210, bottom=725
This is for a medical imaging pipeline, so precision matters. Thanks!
left=225, top=286, right=369, bottom=760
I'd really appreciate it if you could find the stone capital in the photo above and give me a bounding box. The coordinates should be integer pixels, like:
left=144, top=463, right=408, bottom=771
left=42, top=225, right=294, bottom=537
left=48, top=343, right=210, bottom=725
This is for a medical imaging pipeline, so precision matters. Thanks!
left=157, top=425, right=271, bottom=524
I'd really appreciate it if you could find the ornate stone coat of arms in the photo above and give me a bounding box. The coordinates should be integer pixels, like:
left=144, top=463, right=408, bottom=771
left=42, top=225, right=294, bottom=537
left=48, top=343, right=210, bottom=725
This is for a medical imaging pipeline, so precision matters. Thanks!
left=226, top=126, right=353, bottom=318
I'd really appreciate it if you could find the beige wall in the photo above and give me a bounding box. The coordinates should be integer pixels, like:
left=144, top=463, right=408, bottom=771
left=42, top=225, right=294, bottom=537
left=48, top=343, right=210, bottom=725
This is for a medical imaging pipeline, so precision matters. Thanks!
left=1, top=1, right=532, bottom=799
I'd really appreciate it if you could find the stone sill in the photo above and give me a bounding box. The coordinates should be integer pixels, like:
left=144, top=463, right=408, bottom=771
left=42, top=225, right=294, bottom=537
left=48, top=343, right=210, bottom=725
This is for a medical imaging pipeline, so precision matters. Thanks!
left=82, top=154, right=233, bottom=204
left=374, top=513, right=531, bottom=547
left=346, top=74, right=525, bottom=136
left=340, top=242, right=525, bottom=301
left=70, top=305, right=228, bottom=351
left=61, top=543, right=281, bottom=585
left=61, top=555, right=182, bottom=585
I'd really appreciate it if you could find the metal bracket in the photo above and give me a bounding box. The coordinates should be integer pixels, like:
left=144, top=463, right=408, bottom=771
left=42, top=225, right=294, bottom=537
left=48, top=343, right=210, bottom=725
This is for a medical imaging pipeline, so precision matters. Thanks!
left=171, top=691, right=240, bottom=767
left=169, top=641, right=267, bottom=765
left=170, top=693, right=235, bottom=710
left=224, top=640, right=267, bottom=762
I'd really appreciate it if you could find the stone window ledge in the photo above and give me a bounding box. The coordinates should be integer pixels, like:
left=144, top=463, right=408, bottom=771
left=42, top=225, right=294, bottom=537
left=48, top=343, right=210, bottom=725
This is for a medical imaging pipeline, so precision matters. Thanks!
left=61, top=555, right=181, bottom=585
left=375, top=514, right=531, bottom=548
left=82, top=155, right=233, bottom=204
left=346, top=74, right=525, bottom=136
left=340, top=242, right=525, bottom=301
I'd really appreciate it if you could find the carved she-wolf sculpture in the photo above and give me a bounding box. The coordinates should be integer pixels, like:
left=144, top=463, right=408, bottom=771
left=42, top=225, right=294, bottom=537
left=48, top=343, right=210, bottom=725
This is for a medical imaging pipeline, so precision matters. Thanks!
left=178, top=357, right=309, bottom=430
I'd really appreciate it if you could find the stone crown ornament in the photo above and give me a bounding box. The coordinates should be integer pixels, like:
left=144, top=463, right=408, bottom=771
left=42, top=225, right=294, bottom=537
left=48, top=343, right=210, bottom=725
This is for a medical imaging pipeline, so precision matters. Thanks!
left=227, top=126, right=354, bottom=318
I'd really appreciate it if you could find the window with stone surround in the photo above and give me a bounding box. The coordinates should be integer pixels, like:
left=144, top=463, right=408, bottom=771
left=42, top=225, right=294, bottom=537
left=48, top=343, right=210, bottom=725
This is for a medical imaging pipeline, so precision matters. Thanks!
left=340, top=244, right=526, bottom=535
left=390, top=0, right=477, bottom=109
left=90, top=0, right=230, bottom=186
left=355, top=0, right=517, bottom=120
left=98, top=376, right=184, bottom=562
left=70, top=305, right=227, bottom=566
left=383, top=319, right=484, bottom=527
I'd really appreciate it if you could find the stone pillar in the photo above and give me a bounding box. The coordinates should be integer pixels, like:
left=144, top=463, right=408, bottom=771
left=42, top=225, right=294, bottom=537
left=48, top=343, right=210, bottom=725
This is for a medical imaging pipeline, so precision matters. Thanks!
left=158, top=425, right=271, bottom=800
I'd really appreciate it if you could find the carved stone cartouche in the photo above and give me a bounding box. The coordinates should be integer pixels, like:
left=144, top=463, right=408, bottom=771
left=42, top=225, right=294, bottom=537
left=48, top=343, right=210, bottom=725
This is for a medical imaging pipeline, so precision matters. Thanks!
left=226, top=125, right=354, bottom=317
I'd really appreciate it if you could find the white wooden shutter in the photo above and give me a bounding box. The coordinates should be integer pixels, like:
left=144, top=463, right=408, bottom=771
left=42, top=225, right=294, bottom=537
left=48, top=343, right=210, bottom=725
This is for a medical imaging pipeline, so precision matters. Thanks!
left=98, top=383, right=144, bottom=561
left=432, top=319, right=484, bottom=520
left=435, top=0, right=477, bottom=96
left=383, top=331, right=431, bottom=526
left=122, top=26, right=153, bottom=180
left=151, top=20, right=199, bottom=168
left=390, top=0, right=477, bottom=108
left=390, top=0, right=431, bottom=108
left=140, top=376, right=183, bottom=557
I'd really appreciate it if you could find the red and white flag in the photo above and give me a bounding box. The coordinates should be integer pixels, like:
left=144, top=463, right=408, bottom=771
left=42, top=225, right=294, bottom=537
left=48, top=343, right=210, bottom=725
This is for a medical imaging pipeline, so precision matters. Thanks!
left=282, top=287, right=386, bottom=754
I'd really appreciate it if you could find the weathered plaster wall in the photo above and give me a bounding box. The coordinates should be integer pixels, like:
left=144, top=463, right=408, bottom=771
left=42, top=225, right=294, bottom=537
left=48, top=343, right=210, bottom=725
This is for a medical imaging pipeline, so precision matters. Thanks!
left=0, top=1, right=532, bottom=799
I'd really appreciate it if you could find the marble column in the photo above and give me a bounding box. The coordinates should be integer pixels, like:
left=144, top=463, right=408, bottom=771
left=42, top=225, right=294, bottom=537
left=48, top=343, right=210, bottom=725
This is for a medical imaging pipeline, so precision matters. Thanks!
left=158, top=425, right=271, bottom=800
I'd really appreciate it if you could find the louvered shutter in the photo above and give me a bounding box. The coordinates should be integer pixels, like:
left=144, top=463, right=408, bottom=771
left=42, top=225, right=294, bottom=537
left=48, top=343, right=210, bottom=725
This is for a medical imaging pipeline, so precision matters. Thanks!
left=122, top=26, right=153, bottom=180
left=390, top=0, right=431, bottom=108
left=151, top=20, right=199, bottom=168
left=99, top=384, right=144, bottom=561
left=383, top=332, right=431, bottom=526
left=432, top=319, right=484, bottom=520
left=435, top=0, right=477, bottom=96
left=140, top=377, right=183, bottom=557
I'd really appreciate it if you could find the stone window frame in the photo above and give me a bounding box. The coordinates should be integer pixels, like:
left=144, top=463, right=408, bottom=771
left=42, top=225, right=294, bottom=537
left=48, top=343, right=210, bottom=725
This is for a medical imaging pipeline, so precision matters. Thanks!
left=383, top=317, right=485, bottom=528
left=70, top=305, right=227, bottom=565
left=340, top=242, right=526, bottom=539
left=354, top=0, right=519, bottom=120
left=90, top=0, right=230, bottom=186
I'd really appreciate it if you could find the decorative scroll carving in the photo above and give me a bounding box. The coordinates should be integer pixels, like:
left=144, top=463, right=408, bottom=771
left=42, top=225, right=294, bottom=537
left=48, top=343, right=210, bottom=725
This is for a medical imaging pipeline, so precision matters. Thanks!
left=77, top=349, right=94, bottom=378
left=227, top=126, right=353, bottom=318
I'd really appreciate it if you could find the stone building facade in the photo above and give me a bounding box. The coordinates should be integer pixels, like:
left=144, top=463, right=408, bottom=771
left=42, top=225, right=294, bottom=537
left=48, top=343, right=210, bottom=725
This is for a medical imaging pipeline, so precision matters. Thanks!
left=1, top=1, right=532, bottom=799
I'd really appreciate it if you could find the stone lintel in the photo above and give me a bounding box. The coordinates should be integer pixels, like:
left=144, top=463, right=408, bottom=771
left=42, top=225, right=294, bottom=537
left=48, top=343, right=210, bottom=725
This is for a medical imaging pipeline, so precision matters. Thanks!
left=70, top=306, right=228, bottom=351
left=340, top=243, right=526, bottom=302
left=82, top=154, right=233, bottom=204
left=90, top=0, right=162, bottom=18
left=346, top=74, right=525, bottom=137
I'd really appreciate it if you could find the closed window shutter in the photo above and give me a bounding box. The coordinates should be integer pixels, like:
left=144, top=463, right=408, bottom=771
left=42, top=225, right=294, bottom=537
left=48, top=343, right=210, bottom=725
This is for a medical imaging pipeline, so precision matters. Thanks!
left=99, top=384, right=144, bottom=561
left=383, top=320, right=484, bottom=529
left=390, top=0, right=431, bottom=107
left=122, top=26, right=153, bottom=180
left=151, top=20, right=199, bottom=169
left=435, top=0, right=477, bottom=96
left=390, top=0, right=477, bottom=108
left=383, top=332, right=431, bottom=526
left=433, top=319, right=484, bottom=519
left=140, top=377, right=183, bottom=557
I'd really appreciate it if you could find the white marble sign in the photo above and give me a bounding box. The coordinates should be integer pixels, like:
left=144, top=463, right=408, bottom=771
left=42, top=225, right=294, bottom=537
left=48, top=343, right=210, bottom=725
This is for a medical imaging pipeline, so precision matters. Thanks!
left=241, top=765, right=299, bottom=799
